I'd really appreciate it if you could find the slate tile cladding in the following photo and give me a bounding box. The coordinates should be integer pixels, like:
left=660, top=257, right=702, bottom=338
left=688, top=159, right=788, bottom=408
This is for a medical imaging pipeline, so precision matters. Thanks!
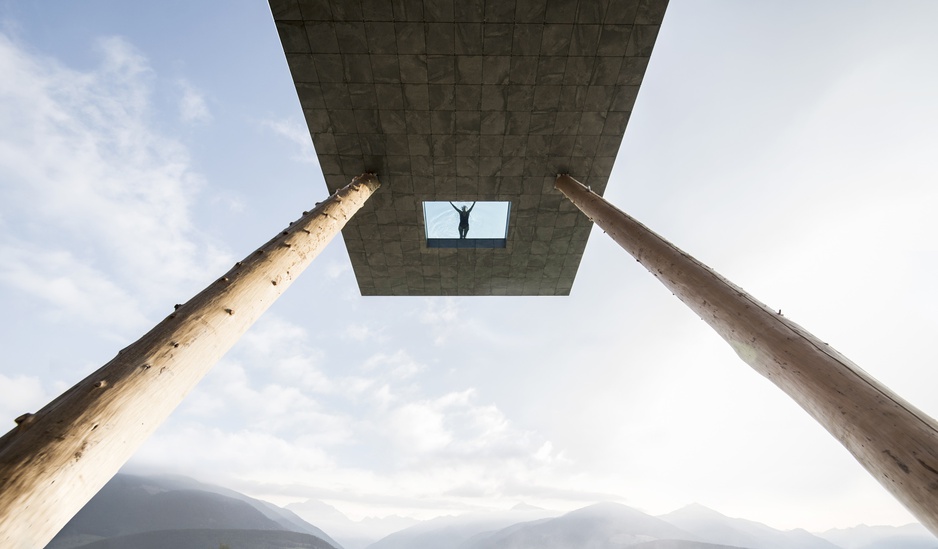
left=272, top=0, right=668, bottom=295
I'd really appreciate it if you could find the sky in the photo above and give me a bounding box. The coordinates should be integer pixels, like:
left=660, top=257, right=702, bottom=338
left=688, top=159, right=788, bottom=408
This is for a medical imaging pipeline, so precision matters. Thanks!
left=1, top=0, right=937, bottom=535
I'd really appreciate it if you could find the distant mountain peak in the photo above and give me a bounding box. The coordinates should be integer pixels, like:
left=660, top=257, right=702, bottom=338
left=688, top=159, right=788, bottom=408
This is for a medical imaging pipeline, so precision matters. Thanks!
left=572, top=501, right=645, bottom=516
left=667, top=503, right=726, bottom=518
left=510, top=502, right=544, bottom=511
left=47, top=473, right=341, bottom=549
left=661, top=502, right=841, bottom=549
left=819, top=522, right=936, bottom=549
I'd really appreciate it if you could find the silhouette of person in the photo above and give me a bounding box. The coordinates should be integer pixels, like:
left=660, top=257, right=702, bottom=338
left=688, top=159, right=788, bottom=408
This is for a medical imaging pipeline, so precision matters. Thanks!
left=449, top=201, right=476, bottom=239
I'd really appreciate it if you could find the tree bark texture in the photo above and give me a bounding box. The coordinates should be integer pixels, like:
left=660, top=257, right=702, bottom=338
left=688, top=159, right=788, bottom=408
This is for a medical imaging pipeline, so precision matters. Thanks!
left=555, top=173, right=938, bottom=536
left=0, top=173, right=381, bottom=548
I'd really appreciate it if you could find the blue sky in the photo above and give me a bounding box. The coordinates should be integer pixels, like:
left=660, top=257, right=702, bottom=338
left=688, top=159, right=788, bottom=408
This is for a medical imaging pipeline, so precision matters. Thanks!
left=1, top=0, right=938, bottom=533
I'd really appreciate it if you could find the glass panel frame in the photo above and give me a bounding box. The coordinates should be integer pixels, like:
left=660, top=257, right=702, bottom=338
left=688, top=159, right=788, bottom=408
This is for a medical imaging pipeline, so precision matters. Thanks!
left=423, top=201, right=511, bottom=249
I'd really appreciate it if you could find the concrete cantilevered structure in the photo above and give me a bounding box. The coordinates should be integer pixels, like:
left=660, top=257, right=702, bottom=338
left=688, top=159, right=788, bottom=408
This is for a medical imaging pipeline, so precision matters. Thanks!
left=272, top=0, right=667, bottom=295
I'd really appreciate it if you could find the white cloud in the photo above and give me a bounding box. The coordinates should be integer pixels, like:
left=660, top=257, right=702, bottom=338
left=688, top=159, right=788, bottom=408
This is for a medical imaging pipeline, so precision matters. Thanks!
left=342, top=322, right=389, bottom=343
left=420, top=297, right=458, bottom=325
left=0, top=243, right=148, bottom=329
left=178, top=80, right=212, bottom=124
left=344, top=323, right=372, bottom=341
left=419, top=297, right=460, bottom=345
left=135, top=423, right=338, bottom=483
left=132, top=314, right=570, bottom=518
left=414, top=298, right=521, bottom=349
left=326, top=260, right=351, bottom=279
left=362, top=350, right=423, bottom=379
left=0, top=33, right=231, bottom=330
left=261, top=117, right=317, bottom=164
left=209, top=193, right=246, bottom=213
left=241, top=315, right=309, bottom=356
left=387, top=400, right=452, bottom=454
left=0, top=373, right=50, bottom=423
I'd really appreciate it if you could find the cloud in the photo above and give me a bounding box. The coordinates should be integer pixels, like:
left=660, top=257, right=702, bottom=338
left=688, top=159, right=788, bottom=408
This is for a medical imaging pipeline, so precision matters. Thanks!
left=419, top=297, right=460, bottom=345
left=135, top=423, right=338, bottom=483
left=361, top=350, right=422, bottom=378
left=420, top=297, right=458, bottom=325
left=261, top=117, right=317, bottom=164
left=415, top=297, right=522, bottom=349
left=378, top=387, right=560, bottom=472
left=387, top=400, right=453, bottom=454
left=0, top=33, right=232, bottom=331
left=178, top=80, right=212, bottom=124
left=0, top=242, right=148, bottom=329
left=342, top=322, right=390, bottom=343
left=241, top=315, right=309, bottom=356
left=0, top=373, right=50, bottom=424
left=209, top=193, right=246, bottom=213
left=132, top=314, right=570, bottom=518
left=326, top=260, right=351, bottom=279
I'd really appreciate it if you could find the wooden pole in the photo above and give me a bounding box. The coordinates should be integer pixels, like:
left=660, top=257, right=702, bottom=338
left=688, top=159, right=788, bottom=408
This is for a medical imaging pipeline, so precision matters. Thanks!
left=555, top=173, right=938, bottom=536
left=0, top=173, right=381, bottom=548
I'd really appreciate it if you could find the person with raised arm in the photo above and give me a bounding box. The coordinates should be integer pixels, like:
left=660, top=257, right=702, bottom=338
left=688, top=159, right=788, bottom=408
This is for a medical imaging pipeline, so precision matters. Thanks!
left=449, top=201, right=476, bottom=239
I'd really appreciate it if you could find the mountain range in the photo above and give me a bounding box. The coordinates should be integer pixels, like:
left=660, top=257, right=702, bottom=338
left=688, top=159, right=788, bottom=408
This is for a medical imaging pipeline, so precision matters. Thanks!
left=46, top=473, right=340, bottom=549
left=364, top=501, right=832, bottom=549
left=43, top=473, right=937, bottom=549
left=286, top=497, right=420, bottom=549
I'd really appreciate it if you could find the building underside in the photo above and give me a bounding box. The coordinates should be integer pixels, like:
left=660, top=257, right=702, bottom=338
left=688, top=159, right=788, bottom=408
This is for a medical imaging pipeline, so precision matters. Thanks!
left=272, top=0, right=667, bottom=294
